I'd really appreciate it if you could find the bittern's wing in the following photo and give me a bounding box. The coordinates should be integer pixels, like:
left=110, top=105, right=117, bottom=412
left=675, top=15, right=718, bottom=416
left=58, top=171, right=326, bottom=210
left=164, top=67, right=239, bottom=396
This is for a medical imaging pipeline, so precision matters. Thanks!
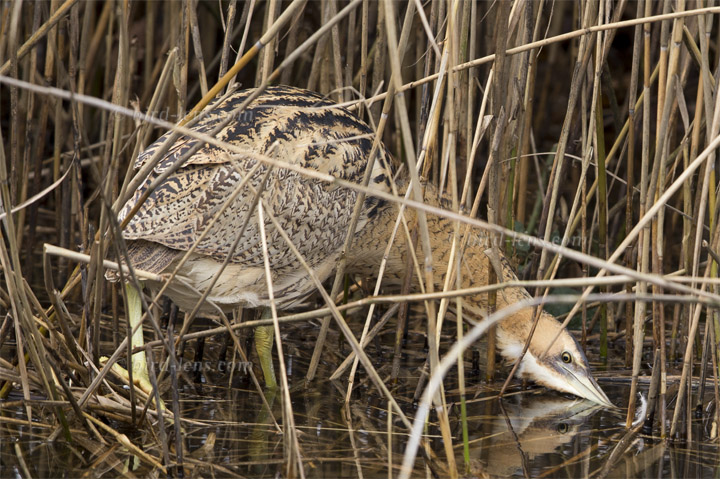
left=119, top=86, right=391, bottom=274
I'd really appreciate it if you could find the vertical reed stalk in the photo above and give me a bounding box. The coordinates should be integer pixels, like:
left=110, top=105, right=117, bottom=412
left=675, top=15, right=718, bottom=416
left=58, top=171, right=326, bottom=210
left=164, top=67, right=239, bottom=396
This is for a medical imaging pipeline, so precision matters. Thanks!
left=627, top=0, right=653, bottom=428
left=596, top=88, right=608, bottom=361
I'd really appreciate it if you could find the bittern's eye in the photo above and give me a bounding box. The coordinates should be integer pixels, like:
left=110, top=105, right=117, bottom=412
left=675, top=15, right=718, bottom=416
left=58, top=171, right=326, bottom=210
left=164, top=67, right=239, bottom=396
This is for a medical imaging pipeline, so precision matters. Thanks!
left=561, top=351, right=572, bottom=364
left=556, top=423, right=569, bottom=434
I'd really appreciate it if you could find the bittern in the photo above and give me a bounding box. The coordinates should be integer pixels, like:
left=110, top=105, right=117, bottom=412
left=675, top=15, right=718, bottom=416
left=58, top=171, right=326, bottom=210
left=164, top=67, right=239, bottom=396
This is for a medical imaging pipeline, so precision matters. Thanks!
left=114, top=85, right=613, bottom=408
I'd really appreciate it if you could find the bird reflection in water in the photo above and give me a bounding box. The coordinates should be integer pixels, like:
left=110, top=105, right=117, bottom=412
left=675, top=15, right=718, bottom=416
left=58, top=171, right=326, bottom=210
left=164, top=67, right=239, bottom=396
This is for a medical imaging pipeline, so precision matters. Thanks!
left=469, top=395, right=603, bottom=477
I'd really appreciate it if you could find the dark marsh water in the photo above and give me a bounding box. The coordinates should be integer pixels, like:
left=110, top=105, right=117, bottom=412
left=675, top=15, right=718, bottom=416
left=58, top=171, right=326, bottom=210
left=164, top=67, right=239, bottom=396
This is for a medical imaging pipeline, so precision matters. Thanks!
left=2, top=312, right=719, bottom=478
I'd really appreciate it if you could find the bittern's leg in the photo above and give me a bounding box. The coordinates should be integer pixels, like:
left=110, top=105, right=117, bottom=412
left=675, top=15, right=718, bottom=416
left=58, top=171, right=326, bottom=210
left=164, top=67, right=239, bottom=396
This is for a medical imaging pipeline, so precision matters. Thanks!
left=254, top=309, right=277, bottom=388
left=100, top=283, right=162, bottom=409
left=126, top=282, right=149, bottom=383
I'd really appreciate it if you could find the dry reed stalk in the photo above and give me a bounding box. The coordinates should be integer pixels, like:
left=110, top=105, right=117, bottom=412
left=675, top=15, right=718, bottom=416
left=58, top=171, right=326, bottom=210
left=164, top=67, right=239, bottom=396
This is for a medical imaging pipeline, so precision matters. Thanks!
left=382, top=0, right=455, bottom=469
left=307, top=0, right=415, bottom=386
left=256, top=201, right=303, bottom=477
left=594, top=6, right=609, bottom=361
left=625, top=0, right=643, bottom=372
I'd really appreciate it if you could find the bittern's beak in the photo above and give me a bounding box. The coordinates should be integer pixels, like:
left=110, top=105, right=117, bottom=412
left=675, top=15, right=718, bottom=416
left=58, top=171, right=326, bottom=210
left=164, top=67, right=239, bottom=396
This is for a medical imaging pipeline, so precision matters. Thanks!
left=563, top=367, right=615, bottom=408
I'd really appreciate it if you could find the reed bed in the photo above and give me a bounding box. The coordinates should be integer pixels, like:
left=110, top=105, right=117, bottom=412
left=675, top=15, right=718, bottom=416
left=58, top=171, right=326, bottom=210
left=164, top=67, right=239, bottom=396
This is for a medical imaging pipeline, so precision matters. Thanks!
left=1, top=0, right=720, bottom=477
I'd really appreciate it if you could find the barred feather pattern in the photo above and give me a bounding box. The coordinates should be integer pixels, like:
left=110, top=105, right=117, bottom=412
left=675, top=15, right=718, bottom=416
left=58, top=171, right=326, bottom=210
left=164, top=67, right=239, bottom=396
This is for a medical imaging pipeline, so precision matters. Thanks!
left=118, top=86, right=533, bottom=319
left=119, top=86, right=393, bottom=309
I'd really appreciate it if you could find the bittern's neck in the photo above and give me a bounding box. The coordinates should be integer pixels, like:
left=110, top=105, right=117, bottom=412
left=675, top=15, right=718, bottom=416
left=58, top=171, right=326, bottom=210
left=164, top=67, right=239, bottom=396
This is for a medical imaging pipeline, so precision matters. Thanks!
left=349, top=182, right=533, bottom=329
left=348, top=182, right=612, bottom=407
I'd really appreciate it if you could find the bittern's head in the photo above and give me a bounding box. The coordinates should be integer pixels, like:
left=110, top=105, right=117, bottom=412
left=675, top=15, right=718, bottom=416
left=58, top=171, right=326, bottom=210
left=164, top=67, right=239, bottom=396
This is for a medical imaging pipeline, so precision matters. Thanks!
left=496, top=310, right=614, bottom=408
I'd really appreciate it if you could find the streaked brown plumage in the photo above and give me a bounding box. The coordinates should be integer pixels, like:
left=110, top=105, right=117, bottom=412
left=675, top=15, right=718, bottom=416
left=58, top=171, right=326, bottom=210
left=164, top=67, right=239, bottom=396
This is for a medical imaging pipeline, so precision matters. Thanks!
left=120, top=86, right=392, bottom=311
left=116, top=85, right=612, bottom=407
